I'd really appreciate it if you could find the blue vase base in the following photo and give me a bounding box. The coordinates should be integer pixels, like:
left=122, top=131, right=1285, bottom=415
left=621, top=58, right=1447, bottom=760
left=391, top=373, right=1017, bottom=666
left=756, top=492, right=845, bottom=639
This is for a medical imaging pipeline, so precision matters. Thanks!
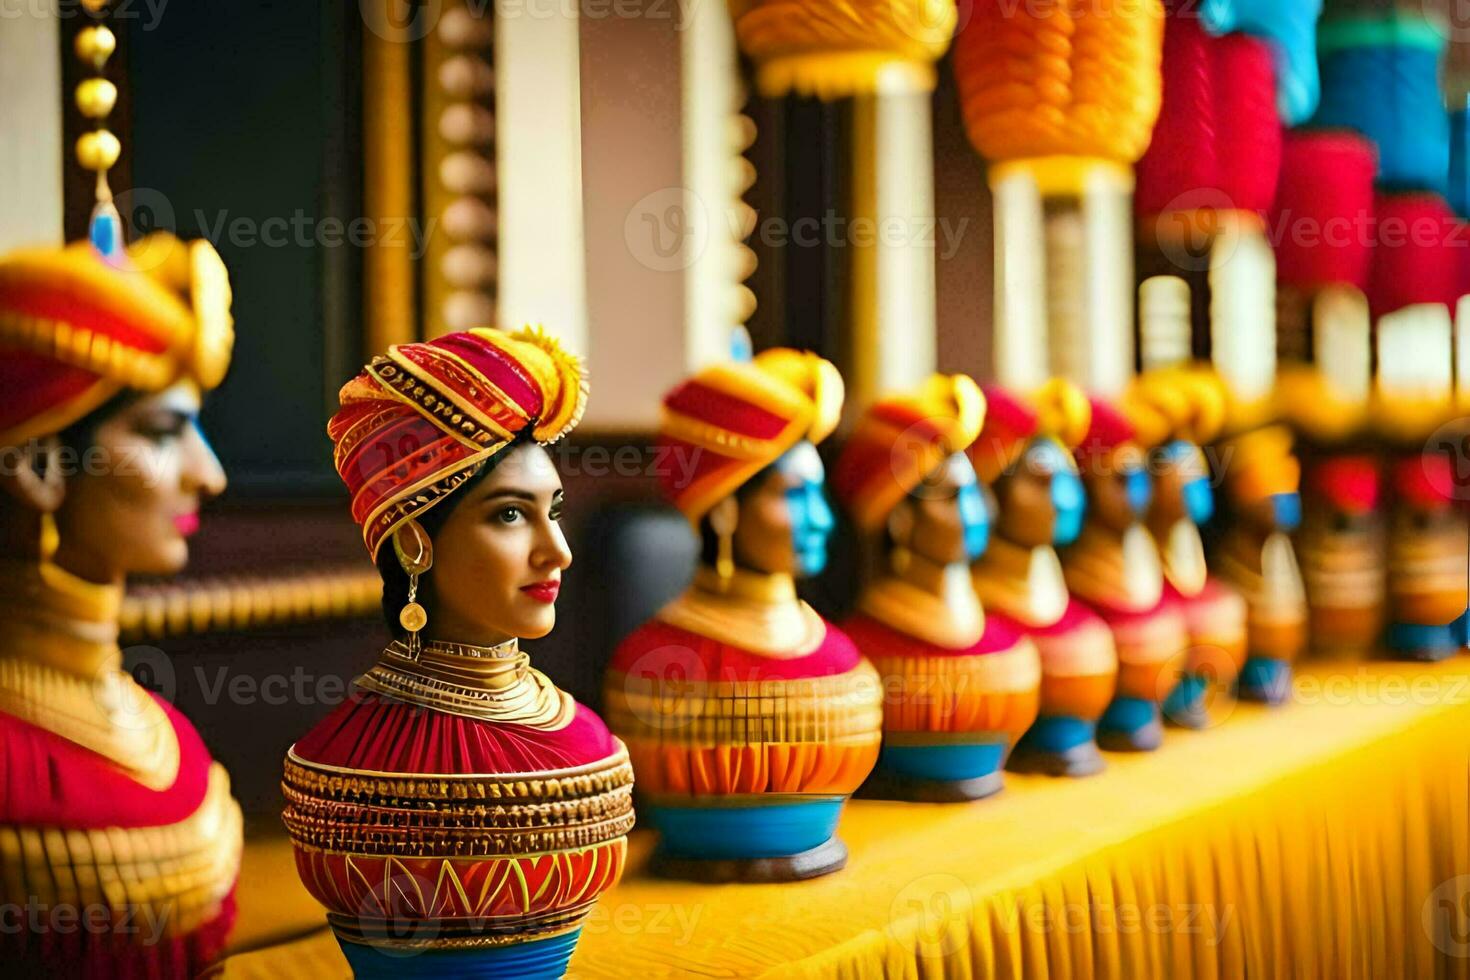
left=1008, top=716, right=1104, bottom=778
left=1237, top=656, right=1293, bottom=705
left=1097, top=697, right=1164, bottom=752
left=1387, top=620, right=1464, bottom=662
left=857, top=766, right=1004, bottom=803
left=1163, top=674, right=1213, bottom=730
left=334, top=927, right=580, bottom=980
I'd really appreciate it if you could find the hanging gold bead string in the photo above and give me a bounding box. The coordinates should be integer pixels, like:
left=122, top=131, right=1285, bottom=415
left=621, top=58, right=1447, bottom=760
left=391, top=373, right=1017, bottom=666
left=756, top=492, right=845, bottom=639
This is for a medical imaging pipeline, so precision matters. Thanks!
left=73, top=8, right=121, bottom=215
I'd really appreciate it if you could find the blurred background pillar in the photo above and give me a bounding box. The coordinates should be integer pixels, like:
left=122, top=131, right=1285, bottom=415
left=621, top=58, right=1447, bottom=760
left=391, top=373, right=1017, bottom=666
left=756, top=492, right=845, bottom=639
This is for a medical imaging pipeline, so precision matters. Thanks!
left=0, top=10, right=62, bottom=251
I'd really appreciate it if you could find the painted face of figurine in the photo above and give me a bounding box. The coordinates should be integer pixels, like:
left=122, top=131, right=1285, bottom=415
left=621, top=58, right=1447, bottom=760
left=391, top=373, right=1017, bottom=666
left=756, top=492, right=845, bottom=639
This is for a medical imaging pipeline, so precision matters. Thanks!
left=52, top=380, right=226, bottom=582
left=1081, top=444, right=1151, bottom=534
left=426, top=441, right=572, bottom=645
left=903, top=452, right=990, bottom=565
left=1151, top=440, right=1214, bottom=528
left=1235, top=490, right=1302, bottom=535
left=991, top=437, right=1082, bottom=549
left=732, top=440, right=833, bottom=578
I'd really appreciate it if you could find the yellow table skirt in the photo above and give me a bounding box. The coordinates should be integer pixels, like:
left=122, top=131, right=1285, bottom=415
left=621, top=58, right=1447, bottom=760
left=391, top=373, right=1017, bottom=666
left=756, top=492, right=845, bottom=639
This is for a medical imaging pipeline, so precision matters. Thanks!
left=220, top=659, right=1470, bottom=979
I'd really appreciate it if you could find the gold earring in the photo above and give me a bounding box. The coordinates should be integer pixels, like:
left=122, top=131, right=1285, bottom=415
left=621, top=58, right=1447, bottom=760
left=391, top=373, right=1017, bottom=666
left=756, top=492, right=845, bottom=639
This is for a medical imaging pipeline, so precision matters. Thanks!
left=709, top=499, right=736, bottom=592
left=716, top=528, right=734, bottom=589
left=392, top=520, right=434, bottom=657
left=39, top=512, right=60, bottom=564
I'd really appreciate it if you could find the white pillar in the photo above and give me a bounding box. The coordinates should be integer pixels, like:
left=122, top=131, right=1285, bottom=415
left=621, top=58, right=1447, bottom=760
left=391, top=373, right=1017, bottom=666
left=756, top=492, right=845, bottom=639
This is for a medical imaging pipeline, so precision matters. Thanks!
left=496, top=0, right=588, bottom=353
left=0, top=7, right=63, bottom=251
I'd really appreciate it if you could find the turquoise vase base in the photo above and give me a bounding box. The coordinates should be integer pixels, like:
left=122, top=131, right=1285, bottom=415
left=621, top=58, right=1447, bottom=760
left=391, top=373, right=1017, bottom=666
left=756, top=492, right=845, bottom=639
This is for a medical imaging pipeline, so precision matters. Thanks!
left=877, top=741, right=1007, bottom=783
left=648, top=798, right=843, bottom=860
left=336, top=929, right=580, bottom=980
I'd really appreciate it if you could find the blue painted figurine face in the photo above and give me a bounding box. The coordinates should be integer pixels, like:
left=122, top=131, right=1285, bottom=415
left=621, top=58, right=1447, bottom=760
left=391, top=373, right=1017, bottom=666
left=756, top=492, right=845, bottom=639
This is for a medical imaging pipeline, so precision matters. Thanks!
left=953, top=457, right=992, bottom=561
left=1025, top=438, right=1085, bottom=547
left=1270, top=491, right=1302, bottom=533
left=902, top=452, right=991, bottom=566
left=1159, top=439, right=1215, bottom=526
left=775, top=442, right=833, bottom=576
left=720, top=441, right=833, bottom=580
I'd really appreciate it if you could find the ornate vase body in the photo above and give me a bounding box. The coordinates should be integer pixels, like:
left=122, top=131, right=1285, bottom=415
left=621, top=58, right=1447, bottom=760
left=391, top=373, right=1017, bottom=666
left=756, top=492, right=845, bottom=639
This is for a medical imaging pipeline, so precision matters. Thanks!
left=606, top=570, right=881, bottom=879
left=285, top=641, right=633, bottom=978
left=972, top=432, right=1118, bottom=778
left=0, top=235, right=242, bottom=978
left=845, top=589, right=1040, bottom=801
left=1385, top=453, right=1469, bottom=661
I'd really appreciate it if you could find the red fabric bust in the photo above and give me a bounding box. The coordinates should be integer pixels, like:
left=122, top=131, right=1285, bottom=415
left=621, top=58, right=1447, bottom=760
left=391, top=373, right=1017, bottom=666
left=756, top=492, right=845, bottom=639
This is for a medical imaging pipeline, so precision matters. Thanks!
left=292, top=692, right=617, bottom=774
left=841, top=613, right=1026, bottom=659
left=0, top=694, right=213, bottom=828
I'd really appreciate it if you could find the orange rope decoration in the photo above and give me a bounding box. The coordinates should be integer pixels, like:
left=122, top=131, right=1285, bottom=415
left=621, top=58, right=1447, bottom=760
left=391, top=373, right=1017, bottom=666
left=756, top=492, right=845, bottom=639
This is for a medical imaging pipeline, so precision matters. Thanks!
left=953, top=0, right=1165, bottom=164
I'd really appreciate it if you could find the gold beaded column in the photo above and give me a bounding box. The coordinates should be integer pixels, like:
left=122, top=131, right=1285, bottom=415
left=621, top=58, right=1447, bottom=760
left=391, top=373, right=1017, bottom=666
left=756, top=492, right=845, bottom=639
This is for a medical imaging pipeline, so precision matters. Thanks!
left=733, top=0, right=956, bottom=410
left=71, top=10, right=124, bottom=254
left=427, top=3, right=497, bottom=339
left=683, top=0, right=761, bottom=369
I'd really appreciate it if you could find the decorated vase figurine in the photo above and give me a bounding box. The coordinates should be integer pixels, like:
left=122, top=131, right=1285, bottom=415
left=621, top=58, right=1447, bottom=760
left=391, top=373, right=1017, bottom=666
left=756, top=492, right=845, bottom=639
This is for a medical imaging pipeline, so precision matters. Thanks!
left=1060, top=397, right=1188, bottom=751
left=603, top=348, right=882, bottom=881
left=0, top=231, right=243, bottom=977
left=969, top=381, right=1119, bottom=777
left=1122, top=365, right=1247, bottom=728
left=1373, top=283, right=1468, bottom=661
left=281, top=328, right=634, bottom=978
left=1212, top=425, right=1306, bottom=704
left=1270, top=132, right=1384, bottom=657
left=834, top=374, right=1040, bottom=801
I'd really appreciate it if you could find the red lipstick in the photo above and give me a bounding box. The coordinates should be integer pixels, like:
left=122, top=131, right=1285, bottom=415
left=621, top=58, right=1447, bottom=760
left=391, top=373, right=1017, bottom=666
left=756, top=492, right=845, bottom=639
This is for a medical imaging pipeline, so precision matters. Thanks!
left=174, top=512, right=200, bottom=537
left=520, top=580, right=560, bottom=603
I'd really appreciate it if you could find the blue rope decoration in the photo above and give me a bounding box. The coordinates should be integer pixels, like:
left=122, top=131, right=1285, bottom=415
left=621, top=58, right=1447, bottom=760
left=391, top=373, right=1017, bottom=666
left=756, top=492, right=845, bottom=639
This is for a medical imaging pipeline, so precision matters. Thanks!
left=1198, top=0, right=1323, bottom=126
left=1314, top=35, right=1449, bottom=194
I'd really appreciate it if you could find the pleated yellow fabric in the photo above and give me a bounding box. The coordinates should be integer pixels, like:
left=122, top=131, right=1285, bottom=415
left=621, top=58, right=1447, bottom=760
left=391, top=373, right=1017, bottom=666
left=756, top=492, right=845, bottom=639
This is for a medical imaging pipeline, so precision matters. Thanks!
left=221, top=659, right=1470, bottom=979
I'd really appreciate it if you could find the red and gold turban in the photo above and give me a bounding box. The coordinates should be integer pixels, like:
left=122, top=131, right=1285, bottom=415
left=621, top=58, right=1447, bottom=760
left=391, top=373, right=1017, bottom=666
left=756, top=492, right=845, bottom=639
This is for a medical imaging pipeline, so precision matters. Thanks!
left=659, top=348, right=844, bottom=523
left=1073, top=396, right=1145, bottom=473
left=0, top=234, right=233, bottom=446
left=833, top=373, right=985, bottom=530
left=329, top=326, right=587, bottom=557
left=1223, top=425, right=1300, bottom=506
left=967, top=378, right=1090, bottom=485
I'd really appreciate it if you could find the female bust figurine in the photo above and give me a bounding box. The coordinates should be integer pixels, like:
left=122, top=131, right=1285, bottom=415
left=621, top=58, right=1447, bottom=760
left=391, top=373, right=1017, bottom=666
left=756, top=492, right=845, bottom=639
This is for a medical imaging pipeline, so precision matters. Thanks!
left=1384, top=452, right=1469, bottom=660
left=969, top=381, right=1119, bottom=777
left=281, top=328, right=634, bottom=978
left=1124, top=368, right=1247, bottom=728
left=1061, top=397, right=1188, bottom=751
left=603, top=348, right=882, bottom=881
left=0, top=233, right=242, bottom=977
left=1213, top=425, right=1307, bottom=703
left=834, top=374, right=1040, bottom=801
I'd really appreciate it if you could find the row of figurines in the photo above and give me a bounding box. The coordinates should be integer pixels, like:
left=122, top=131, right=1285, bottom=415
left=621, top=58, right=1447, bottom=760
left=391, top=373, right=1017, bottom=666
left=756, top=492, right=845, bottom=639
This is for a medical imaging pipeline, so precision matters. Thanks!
left=280, top=343, right=1468, bottom=977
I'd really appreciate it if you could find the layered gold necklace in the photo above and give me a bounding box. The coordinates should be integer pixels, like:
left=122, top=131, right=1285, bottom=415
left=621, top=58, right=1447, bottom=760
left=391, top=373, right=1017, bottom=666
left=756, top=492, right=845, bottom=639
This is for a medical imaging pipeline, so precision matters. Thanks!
left=0, top=559, right=179, bottom=790
left=357, top=636, right=575, bottom=729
